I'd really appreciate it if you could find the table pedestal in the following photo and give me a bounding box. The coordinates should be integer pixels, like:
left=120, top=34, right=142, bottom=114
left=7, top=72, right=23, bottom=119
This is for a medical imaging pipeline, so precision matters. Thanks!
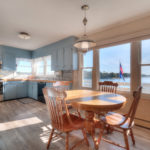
left=85, top=111, right=104, bottom=150
left=85, top=111, right=95, bottom=135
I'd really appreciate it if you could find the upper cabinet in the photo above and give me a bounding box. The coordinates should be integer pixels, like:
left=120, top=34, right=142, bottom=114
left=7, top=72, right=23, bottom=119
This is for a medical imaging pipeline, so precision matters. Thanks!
left=2, top=52, right=16, bottom=71
left=52, top=47, right=78, bottom=71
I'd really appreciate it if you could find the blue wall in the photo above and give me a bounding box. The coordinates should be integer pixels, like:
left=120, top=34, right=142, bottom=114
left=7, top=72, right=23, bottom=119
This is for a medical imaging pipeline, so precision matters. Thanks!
left=0, top=46, right=32, bottom=59
left=0, top=45, right=32, bottom=71
left=0, top=36, right=77, bottom=71
left=32, top=36, right=77, bottom=58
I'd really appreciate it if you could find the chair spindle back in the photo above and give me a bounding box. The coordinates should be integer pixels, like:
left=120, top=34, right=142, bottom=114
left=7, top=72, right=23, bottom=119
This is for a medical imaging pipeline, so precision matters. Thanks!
left=43, top=87, right=68, bottom=131
left=99, top=81, right=118, bottom=93
left=53, top=81, right=71, bottom=92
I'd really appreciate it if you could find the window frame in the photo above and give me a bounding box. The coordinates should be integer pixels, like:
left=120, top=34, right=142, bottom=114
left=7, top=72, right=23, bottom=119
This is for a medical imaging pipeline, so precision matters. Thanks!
left=98, top=42, right=131, bottom=93
left=140, top=39, right=150, bottom=97
left=33, top=55, right=53, bottom=77
left=91, top=38, right=150, bottom=99
left=16, top=58, right=32, bottom=74
left=81, top=50, right=93, bottom=89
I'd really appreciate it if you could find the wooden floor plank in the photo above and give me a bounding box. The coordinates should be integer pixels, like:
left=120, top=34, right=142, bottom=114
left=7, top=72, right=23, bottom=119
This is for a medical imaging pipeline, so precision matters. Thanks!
left=0, top=99, right=150, bottom=150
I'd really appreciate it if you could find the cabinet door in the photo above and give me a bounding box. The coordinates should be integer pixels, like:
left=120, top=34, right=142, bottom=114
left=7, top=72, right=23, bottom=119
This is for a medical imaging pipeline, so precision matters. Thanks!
left=46, top=82, right=53, bottom=87
left=4, top=84, right=17, bottom=100
left=72, top=48, right=78, bottom=70
left=63, top=48, right=72, bottom=70
left=2, top=52, right=16, bottom=71
left=32, top=83, right=38, bottom=100
left=17, top=82, right=27, bottom=98
left=28, top=82, right=33, bottom=98
left=51, top=49, right=58, bottom=71
left=57, top=48, right=64, bottom=70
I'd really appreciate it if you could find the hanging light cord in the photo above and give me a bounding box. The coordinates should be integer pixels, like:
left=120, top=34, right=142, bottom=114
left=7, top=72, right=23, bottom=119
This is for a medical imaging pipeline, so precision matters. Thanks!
left=82, top=0, right=88, bottom=37
left=83, top=7, right=87, bottom=36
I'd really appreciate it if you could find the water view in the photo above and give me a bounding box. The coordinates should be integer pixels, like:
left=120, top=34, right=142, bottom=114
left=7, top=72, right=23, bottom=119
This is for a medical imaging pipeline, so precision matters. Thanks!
left=83, top=77, right=150, bottom=93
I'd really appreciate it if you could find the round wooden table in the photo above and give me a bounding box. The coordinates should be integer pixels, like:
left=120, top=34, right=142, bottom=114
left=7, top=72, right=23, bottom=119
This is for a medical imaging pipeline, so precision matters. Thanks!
left=66, top=89, right=126, bottom=137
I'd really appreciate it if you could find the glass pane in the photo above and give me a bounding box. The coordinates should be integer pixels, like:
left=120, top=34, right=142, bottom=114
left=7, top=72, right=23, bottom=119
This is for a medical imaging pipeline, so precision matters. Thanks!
left=82, top=68, right=92, bottom=88
left=46, top=56, right=51, bottom=65
left=142, top=39, right=150, bottom=64
left=141, top=66, right=150, bottom=93
left=37, top=67, right=44, bottom=75
left=99, top=43, right=131, bottom=91
left=16, top=59, right=32, bottom=74
left=46, top=65, right=52, bottom=75
left=83, top=50, right=93, bottom=67
left=37, top=60, right=44, bottom=67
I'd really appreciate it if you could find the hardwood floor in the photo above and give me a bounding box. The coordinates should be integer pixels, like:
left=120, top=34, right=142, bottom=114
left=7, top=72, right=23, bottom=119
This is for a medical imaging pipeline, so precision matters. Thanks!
left=0, top=99, right=150, bottom=150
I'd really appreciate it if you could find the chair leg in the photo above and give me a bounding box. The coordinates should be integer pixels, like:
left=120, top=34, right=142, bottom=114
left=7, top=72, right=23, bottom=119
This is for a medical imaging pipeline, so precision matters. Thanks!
left=66, top=132, right=69, bottom=150
left=95, top=123, right=104, bottom=150
left=47, top=128, right=55, bottom=149
left=130, top=129, right=135, bottom=145
left=123, top=130, right=130, bottom=150
left=81, top=129, right=89, bottom=146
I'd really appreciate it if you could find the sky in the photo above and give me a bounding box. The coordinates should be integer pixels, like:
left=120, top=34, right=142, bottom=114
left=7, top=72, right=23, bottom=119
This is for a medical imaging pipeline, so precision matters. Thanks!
left=84, top=39, right=150, bottom=75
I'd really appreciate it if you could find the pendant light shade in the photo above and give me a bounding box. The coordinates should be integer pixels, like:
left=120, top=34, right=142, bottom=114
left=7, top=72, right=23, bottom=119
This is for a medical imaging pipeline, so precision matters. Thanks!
left=74, top=4, right=96, bottom=52
left=74, top=37, right=96, bottom=50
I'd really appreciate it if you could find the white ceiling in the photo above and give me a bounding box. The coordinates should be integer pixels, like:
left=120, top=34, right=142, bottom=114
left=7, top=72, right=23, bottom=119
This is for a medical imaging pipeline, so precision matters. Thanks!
left=1, top=0, right=150, bottom=50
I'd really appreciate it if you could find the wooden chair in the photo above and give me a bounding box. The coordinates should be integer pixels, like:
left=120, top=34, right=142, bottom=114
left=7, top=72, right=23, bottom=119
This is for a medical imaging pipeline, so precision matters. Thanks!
left=53, top=81, right=71, bottom=92
left=43, top=87, right=89, bottom=150
left=98, top=86, right=142, bottom=150
left=98, top=81, right=118, bottom=93
left=53, top=81, right=73, bottom=109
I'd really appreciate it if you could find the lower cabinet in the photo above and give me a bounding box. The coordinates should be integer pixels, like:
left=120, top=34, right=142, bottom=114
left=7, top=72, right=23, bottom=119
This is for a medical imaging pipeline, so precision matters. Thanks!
left=4, top=81, right=27, bottom=100
left=16, top=82, right=28, bottom=98
left=46, top=82, right=53, bottom=87
left=4, top=83, right=17, bottom=100
left=3, top=81, right=37, bottom=100
left=28, top=82, right=38, bottom=100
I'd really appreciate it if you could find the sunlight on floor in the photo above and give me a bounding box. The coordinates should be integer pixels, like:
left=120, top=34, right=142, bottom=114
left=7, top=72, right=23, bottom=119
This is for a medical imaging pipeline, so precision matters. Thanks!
left=40, top=125, right=62, bottom=144
left=0, top=117, right=42, bottom=132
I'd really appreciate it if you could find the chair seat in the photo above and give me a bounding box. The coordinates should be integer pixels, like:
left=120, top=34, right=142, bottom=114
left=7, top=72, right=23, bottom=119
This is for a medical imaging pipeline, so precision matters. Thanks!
left=101, top=112, right=134, bottom=129
left=62, top=114, right=85, bottom=132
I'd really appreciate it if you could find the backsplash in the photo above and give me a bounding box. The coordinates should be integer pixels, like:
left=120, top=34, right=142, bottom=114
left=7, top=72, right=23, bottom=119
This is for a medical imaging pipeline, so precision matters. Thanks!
left=35, top=70, right=73, bottom=81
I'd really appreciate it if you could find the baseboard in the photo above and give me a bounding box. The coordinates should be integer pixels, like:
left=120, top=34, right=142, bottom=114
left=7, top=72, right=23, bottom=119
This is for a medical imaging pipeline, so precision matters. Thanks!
left=135, top=118, right=150, bottom=129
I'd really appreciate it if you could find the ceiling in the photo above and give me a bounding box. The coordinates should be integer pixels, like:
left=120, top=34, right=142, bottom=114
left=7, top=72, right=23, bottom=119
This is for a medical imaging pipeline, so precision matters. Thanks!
left=1, top=0, right=150, bottom=50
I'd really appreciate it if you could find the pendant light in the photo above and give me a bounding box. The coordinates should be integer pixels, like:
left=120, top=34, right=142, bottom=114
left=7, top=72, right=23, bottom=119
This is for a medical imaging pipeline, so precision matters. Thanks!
left=74, top=3, right=96, bottom=52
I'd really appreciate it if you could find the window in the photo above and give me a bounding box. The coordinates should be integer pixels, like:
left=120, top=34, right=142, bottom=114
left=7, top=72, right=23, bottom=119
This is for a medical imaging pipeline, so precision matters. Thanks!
left=141, top=39, right=150, bottom=94
left=16, top=58, right=32, bottom=74
left=99, top=43, right=131, bottom=91
left=34, top=55, right=53, bottom=76
left=35, top=58, right=44, bottom=75
left=45, top=56, right=52, bottom=75
left=82, top=50, right=93, bottom=88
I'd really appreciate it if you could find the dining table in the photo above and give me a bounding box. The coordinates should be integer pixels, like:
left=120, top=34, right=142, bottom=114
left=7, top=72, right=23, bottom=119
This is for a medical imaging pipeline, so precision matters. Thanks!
left=65, top=89, right=126, bottom=149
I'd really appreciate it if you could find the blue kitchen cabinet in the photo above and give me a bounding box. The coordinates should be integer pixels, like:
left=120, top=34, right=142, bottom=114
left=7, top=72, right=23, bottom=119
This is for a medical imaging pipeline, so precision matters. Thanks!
left=46, top=82, right=53, bottom=87
left=57, top=48, right=64, bottom=70
left=28, top=82, right=38, bottom=100
left=51, top=47, right=78, bottom=71
left=63, top=48, right=73, bottom=70
left=3, top=82, right=17, bottom=100
left=3, top=81, right=28, bottom=100
left=51, top=49, right=58, bottom=71
left=16, top=82, right=27, bottom=98
left=32, top=82, right=38, bottom=100
left=28, top=82, right=33, bottom=98
left=2, top=52, right=16, bottom=71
